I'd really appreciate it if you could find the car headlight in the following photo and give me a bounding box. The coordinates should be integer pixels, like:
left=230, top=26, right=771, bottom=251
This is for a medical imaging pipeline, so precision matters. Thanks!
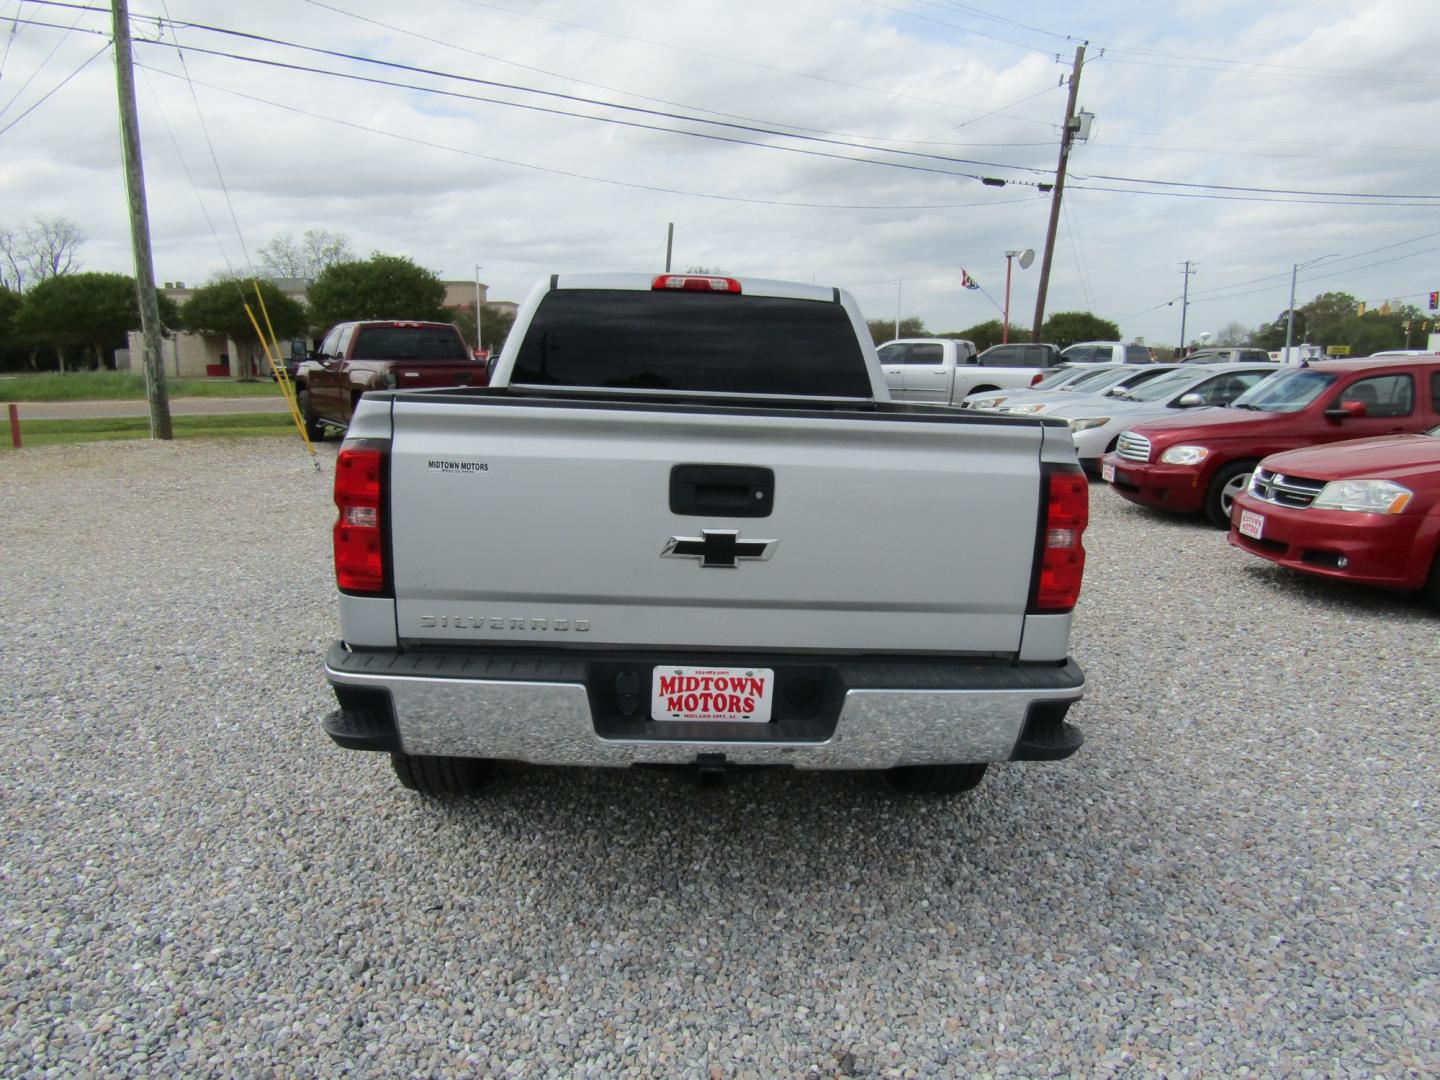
left=1159, top=444, right=1211, bottom=465
left=966, top=396, right=1005, bottom=410
left=1001, top=403, right=1048, bottom=415
left=1311, top=479, right=1413, bottom=514
left=1066, top=417, right=1110, bottom=432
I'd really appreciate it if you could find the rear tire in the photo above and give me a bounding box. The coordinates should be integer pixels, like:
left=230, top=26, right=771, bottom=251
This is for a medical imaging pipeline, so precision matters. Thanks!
left=1204, top=460, right=1255, bottom=529
left=390, top=752, right=494, bottom=796
left=299, top=388, right=326, bottom=441
left=886, top=762, right=988, bottom=795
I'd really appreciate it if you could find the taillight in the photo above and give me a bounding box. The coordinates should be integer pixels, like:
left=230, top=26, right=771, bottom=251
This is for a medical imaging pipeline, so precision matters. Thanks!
left=1030, top=372, right=1045, bottom=386
left=1029, top=466, right=1088, bottom=613
left=334, top=439, right=388, bottom=595
left=651, top=274, right=742, bottom=293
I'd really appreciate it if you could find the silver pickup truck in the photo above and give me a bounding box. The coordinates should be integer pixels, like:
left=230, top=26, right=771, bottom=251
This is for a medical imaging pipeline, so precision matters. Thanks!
left=321, top=273, right=1088, bottom=797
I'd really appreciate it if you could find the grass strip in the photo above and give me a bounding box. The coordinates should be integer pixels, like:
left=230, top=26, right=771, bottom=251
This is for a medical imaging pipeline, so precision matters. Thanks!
left=4, top=413, right=297, bottom=448
left=0, top=372, right=283, bottom=401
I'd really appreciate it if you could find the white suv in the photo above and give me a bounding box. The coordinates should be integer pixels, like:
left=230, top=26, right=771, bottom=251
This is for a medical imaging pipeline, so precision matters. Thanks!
left=1062, top=341, right=1155, bottom=364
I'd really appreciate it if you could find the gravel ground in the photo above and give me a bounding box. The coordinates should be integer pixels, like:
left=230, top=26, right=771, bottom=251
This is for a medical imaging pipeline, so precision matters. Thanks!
left=1, top=439, right=1436, bottom=1078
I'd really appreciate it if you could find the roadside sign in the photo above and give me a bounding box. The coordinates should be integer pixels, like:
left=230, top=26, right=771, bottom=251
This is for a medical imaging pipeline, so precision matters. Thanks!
left=1326, top=345, right=1351, bottom=356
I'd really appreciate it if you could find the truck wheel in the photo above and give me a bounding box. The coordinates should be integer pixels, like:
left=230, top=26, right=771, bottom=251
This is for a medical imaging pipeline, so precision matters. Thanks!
left=299, top=389, right=326, bottom=441
left=390, top=751, right=494, bottom=796
left=1204, top=461, right=1255, bottom=529
left=886, top=763, right=987, bottom=795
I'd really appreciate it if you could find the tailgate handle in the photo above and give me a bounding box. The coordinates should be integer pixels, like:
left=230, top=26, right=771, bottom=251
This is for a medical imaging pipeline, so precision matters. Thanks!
left=670, top=464, right=774, bottom=518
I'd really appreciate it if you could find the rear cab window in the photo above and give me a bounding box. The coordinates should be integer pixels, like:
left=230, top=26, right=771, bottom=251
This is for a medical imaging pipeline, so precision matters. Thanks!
left=354, top=325, right=468, bottom=360
left=512, top=289, right=872, bottom=397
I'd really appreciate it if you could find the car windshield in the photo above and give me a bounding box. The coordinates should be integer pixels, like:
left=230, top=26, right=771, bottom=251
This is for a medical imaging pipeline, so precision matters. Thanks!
left=1102, top=367, right=1176, bottom=395
left=1229, top=369, right=1338, bottom=412
left=1114, top=369, right=1199, bottom=402
left=1061, top=367, right=1130, bottom=392
left=1032, top=366, right=1090, bottom=390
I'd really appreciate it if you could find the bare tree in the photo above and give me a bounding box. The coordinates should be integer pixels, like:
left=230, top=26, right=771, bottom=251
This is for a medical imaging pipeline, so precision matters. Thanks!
left=258, top=229, right=355, bottom=280
left=1215, top=321, right=1252, bottom=346
left=0, top=216, right=85, bottom=291
left=0, top=226, right=20, bottom=292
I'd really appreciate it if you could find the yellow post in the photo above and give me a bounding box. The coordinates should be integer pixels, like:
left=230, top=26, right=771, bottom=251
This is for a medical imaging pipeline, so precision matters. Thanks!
left=243, top=301, right=317, bottom=463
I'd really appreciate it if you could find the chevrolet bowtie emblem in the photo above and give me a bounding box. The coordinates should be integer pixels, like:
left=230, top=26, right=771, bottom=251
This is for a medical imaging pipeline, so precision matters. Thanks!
left=662, top=529, right=778, bottom=569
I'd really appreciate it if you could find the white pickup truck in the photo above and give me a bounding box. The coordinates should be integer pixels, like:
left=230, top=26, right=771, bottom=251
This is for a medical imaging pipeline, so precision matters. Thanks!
left=321, top=273, right=1088, bottom=798
left=878, top=337, right=1057, bottom=406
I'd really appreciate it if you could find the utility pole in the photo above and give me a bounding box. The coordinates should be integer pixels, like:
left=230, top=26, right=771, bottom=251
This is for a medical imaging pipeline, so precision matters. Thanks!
left=664, top=223, right=674, bottom=272
left=1031, top=43, right=1085, bottom=343
left=111, top=0, right=171, bottom=439
left=1178, top=260, right=1195, bottom=353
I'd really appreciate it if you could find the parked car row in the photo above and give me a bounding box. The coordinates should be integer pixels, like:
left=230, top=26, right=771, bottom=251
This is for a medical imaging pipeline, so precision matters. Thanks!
left=1093, top=354, right=1440, bottom=606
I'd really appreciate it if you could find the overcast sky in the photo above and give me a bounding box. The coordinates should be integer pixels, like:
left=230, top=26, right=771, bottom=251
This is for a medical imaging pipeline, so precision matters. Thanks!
left=2, top=0, right=1437, bottom=346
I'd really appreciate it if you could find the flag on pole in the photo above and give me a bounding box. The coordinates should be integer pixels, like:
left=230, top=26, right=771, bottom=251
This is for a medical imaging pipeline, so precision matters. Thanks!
left=961, top=270, right=980, bottom=290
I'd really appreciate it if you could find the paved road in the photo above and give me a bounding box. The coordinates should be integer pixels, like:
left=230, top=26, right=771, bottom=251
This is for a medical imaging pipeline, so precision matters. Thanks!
left=7, top=396, right=292, bottom=419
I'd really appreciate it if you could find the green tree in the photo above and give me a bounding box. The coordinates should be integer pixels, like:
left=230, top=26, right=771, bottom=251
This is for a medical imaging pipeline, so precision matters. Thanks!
left=13, top=272, right=176, bottom=370
left=181, top=277, right=307, bottom=379
left=451, top=303, right=516, bottom=355
left=1301, top=291, right=1360, bottom=346
left=306, top=253, right=447, bottom=331
left=952, top=319, right=1027, bottom=353
left=866, top=316, right=928, bottom=346
left=1040, top=311, right=1121, bottom=348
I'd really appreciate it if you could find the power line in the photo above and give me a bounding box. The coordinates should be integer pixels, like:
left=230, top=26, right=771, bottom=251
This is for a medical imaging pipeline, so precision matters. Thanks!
left=305, top=0, right=1049, bottom=149
left=447, top=0, right=1059, bottom=127
left=0, top=0, right=86, bottom=119
left=134, top=62, right=1045, bottom=212
left=1068, top=183, right=1440, bottom=208
left=0, top=37, right=102, bottom=136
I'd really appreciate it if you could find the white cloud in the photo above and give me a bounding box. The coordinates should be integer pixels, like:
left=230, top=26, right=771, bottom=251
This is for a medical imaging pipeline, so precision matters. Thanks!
left=0, top=0, right=1436, bottom=345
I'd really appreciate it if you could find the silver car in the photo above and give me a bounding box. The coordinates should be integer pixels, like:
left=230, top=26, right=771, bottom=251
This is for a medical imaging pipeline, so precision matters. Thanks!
left=1039, top=364, right=1277, bottom=470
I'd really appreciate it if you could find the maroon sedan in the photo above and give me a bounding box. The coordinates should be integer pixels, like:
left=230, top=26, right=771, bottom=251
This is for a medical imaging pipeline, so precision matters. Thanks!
left=1228, top=425, right=1440, bottom=603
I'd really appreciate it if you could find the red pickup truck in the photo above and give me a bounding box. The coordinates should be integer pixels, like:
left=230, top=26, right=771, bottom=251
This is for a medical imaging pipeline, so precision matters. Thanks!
left=295, top=320, right=486, bottom=438
left=1100, top=356, right=1440, bottom=526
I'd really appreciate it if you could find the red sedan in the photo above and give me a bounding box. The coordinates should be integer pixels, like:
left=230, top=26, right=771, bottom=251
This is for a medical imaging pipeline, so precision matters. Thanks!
left=1228, top=425, right=1440, bottom=603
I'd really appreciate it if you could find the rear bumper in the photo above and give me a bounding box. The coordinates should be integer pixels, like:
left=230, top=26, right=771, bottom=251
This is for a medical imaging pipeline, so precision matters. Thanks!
left=1228, top=494, right=1431, bottom=590
left=1101, top=453, right=1207, bottom=513
left=322, top=643, right=1085, bottom=769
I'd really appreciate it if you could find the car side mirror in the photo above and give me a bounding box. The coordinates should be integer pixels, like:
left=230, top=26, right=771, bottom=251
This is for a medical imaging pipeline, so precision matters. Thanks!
left=290, top=340, right=306, bottom=359
left=1176, top=392, right=1204, bottom=407
left=1324, top=401, right=1367, bottom=419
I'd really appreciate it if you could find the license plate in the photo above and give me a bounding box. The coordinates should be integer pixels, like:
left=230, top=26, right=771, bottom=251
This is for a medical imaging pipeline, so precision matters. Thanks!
left=651, top=666, right=775, bottom=723
left=1101, top=461, right=1116, bottom=483
left=1239, top=509, right=1264, bottom=539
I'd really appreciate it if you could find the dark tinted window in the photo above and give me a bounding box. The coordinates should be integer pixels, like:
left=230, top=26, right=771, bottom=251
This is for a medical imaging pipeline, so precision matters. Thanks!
left=354, top=325, right=467, bottom=360
left=1062, top=346, right=1094, bottom=363
left=978, top=345, right=1023, bottom=366
left=909, top=343, right=944, bottom=365
left=1023, top=346, right=1052, bottom=365
left=1125, top=345, right=1151, bottom=363
left=512, top=289, right=870, bottom=396
left=876, top=343, right=905, bottom=364
left=1432, top=371, right=1440, bottom=409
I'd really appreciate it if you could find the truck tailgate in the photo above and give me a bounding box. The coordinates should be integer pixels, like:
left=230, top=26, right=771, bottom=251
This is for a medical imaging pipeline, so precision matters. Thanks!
left=386, top=397, right=1045, bottom=655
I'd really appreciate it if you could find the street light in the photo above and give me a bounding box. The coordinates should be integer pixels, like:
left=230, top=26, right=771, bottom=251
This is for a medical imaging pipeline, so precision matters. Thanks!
left=1002, top=249, right=1034, bottom=344
left=892, top=280, right=901, bottom=340
left=474, top=264, right=484, bottom=354
left=1285, top=254, right=1338, bottom=362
